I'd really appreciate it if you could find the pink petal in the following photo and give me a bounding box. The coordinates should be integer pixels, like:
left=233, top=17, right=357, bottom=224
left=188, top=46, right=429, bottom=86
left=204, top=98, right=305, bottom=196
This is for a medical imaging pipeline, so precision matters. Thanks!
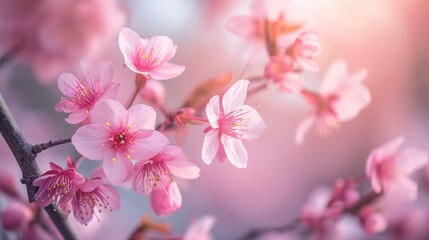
left=54, top=99, right=78, bottom=113
left=226, top=16, right=258, bottom=39
left=222, top=79, right=249, bottom=113
left=90, top=99, right=125, bottom=126
left=221, top=135, right=248, bottom=168
left=183, top=215, right=216, bottom=240
left=99, top=185, right=120, bottom=210
left=296, top=58, right=320, bottom=72
left=367, top=137, right=405, bottom=168
left=72, top=124, right=109, bottom=160
left=163, top=45, right=178, bottom=62
left=49, top=162, right=63, bottom=171
left=126, top=104, right=157, bottom=130
left=65, top=109, right=88, bottom=124
left=95, top=61, right=113, bottom=85
left=132, top=130, right=169, bottom=160
left=149, top=62, right=185, bottom=80
left=164, top=146, right=200, bottom=180
left=57, top=73, right=80, bottom=97
left=205, top=95, right=220, bottom=129
left=239, top=105, right=266, bottom=140
left=99, top=82, right=120, bottom=100
left=395, top=148, right=428, bottom=175
left=150, top=182, right=182, bottom=216
left=370, top=173, right=382, bottom=193
left=389, top=177, right=418, bottom=202
left=118, top=27, right=142, bottom=66
left=202, top=129, right=220, bottom=165
left=80, top=178, right=103, bottom=193
left=294, top=116, right=316, bottom=145
left=319, top=60, right=348, bottom=95
left=103, top=152, right=133, bottom=185
left=144, top=36, right=176, bottom=62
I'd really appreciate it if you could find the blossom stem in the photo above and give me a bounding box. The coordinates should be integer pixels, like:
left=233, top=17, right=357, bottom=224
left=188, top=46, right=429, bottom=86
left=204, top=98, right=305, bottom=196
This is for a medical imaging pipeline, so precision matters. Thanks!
left=345, top=191, right=380, bottom=214
left=126, top=73, right=149, bottom=109
left=0, top=95, right=77, bottom=240
left=32, top=138, right=71, bottom=154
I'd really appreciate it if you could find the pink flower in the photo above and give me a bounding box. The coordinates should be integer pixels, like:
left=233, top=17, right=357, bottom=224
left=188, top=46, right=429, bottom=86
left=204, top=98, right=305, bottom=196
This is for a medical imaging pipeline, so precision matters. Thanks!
left=69, top=169, right=120, bottom=225
left=291, top=30, right=321, bottom=72
left=359, top=206, right=387, bottom=235
left=295, top=60, right=370, bottom=144
left=139, top=80, right=166, bottom=107
left=150, top=181, right=182, bottom=216
left=202, top=79, right=266, bottom=168
left=118, top=27, right=185, bottom=80
left=183, top=215, right=216, bottom=240
left=366, top=137, right=428, bottom=201
left=0, top=170, right=18, bottom=197
left=131, top=145, right=200, bottom=194
left=264, top=55, right=302, bottom=93
left=0, top=0, right=126, bottom=82
left=33, top=162, right=85, bottom=208
left=55, top=62, right=120, bottom=124
left=72, top=99, right=169, bottom=185
left=328, top=178, right=360, bottom=209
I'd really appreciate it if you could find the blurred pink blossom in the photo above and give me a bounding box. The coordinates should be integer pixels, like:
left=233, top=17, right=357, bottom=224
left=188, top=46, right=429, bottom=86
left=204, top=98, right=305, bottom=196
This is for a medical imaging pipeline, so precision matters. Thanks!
left=292, top=30, right=321, bottom=72
left=183, top=215, right=216, bottom=240
left=33, top=162, right=85, bottom=208
left=22, top=224, right=54, bottom=240
left=0, top=170, right=18, bottom=197
left=55, top=62, right=120, bottom=124
left=358, top=206, right=387, bottom=235
left=328, top=178, right=360, bottom=209
left=150, top=181, right=182, bottom=216
left=119, top=28, right=185, bottom=80
left=72, top=99, right=169, bottom=185
left=1, top=202, right=32, bottom=231
left=0, top=0, right=126, bottom=82
left=130, top=145, right=200, bottom=194
left=366, top=137, right=428, bottom=201
left=202, top=79, right=266, bottom=168
left=139, top=80, right=166, bottom=107
left=264, top=55, right=302, bottom=92
left=295, top=60, right=370, bottom=144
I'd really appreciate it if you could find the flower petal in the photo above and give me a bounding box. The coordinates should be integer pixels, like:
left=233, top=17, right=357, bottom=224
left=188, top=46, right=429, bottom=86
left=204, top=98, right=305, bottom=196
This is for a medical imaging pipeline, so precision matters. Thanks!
left=395, top=148, right=428, bottom=175
left=72, top=124, right=109, bottom=160
left=119, top=27, right=141, bottom=66
left=58, top=73, right=80, bottom=97
left=90, top=99, right=125, bottom=126
left=222, top=79, right=249, bottom=113
left=239, top=105, right=266, bottom=140
left=132, top=131, right=169, bottom=160
left=221, top=135, right=248, bottom=168
left=319, top=60, right=348, bottom=95
left=126, top=104, right=157, bottom=130
left=99, top=185, right=120, bottom=210
left=205, top=95, right=220, bottom=129
left=226, top=16, right=258, bottom=39
left=163, top=146, right=200, bottom=180
left=294, top=115, right=316, bottom=145
left=65, top=109, right=88, bottom=124
left=103, top=152, right=133, bottom=185
left=150, top=62, right=185, bottom=80
left=54, top=99, right=78, bottom=113
left=202, top=129, right=220, bottom=165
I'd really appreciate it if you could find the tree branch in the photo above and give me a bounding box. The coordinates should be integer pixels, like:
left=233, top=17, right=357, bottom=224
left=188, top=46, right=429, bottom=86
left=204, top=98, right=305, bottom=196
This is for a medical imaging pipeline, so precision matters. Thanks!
left=32, top=138, right=71, bottom=154
left=0, top=95, right=77, bottom=240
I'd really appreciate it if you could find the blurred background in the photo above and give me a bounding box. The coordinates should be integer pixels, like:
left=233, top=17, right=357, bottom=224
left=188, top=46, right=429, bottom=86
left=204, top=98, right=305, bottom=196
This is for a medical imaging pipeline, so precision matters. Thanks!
left=1, top=0, right=429, bottom=239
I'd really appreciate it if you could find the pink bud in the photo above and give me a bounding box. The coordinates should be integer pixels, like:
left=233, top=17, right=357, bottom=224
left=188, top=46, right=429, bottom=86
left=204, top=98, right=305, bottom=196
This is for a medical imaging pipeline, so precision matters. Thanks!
left=359, top=206, right=387, bottom=235
left=1, top=202, right=33, bottom=230
left=150, top=182, right=182, bottom=216
left=22, top=224, right=54, bottom=240
left=0, top=170, right=18, bottom=197
left=139, top=80, right=166, bottom=106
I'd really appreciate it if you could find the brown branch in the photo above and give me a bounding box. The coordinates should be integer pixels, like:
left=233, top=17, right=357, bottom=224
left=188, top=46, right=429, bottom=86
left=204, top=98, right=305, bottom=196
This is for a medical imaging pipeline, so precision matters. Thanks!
left=0, top=95, right=77, bottom=240
left=237, top=219, right=300, bottom=240
left=32, top=138, right=71, bottom=154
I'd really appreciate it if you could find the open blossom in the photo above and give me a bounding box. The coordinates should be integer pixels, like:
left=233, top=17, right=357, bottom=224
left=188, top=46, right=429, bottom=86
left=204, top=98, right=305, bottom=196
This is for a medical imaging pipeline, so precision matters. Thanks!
left=118, top=27, right=185, bottom=80
left=33, top=162, right=85, bottom=208
left=131, top=145, right=200, bottom=194
left=69, top=169, right=120, bottom=225
left=202, top=79, right=266, bottom=168
left=150, top=181, right=182, bottom=216
left=72, top=99, right=169, bottom=185
left=295, top=60, right=371, bottom=144
left=55, top=62, right=120, bottom=124
left=366, top=137, right=428, bottom=201
left=264, top=55, right=302, bottom=93
left=183, top=215, right=216, bottom=240
left=291, top=30, right=321, bottom=72
left=0, top=0, right=126, bottom=82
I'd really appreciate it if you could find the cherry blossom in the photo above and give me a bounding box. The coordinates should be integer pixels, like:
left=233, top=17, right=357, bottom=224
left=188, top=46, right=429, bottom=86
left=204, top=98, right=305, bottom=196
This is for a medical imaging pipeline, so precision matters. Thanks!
left=359, top=206, right=387, bottom=235
left=33, top=162, right=85, bottom=208
left=202, top=79, right=266, bottom=168
left=295, top=60, right=370, bottom=144
left=291, top=30, right=321, bottom=72
left=150, top=181, right=182, bottom=216
left=72, top=99, right=168, bottom=185
left=264, top=55, right=302, bottom=92
left=118, top=27, right=185, bottom=80
left=69, top=169, right=120, bottom=225
left=130, top=145, right=200, bottom=194
left=366, top=137, right=428, bottom=201
left=55, top=62, right=120, bottom=124
left=1, top=202, right=32, bottom=231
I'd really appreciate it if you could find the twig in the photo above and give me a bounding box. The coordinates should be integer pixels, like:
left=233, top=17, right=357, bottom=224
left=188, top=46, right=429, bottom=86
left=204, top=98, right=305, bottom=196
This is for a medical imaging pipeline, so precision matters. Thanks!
left=0, top=95, right=77, bottom=240
left=238, top=219, right=300, bottom=240
left=32, top=138, right=71, bottom=154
